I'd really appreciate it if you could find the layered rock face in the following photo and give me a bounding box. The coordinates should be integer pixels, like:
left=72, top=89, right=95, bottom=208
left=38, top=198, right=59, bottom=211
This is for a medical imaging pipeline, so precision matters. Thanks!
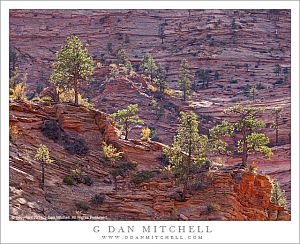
left=9, top=101, right=290, bottom=220
left=10, top=9, right=290, bottom=90
left=9, top=9, right=291, bottom=146
left=9, top=9, right=291, bottom=219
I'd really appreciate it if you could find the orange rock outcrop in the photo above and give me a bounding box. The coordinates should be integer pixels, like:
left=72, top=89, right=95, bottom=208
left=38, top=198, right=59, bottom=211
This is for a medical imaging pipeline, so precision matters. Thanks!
left=9, top=101, right=290, bottom=220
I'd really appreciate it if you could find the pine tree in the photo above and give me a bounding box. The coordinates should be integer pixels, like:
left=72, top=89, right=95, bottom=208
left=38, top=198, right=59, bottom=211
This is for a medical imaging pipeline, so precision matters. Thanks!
left=270, top=179, right=287, bottom=208
left=9, top=48, right=18, bottom=78
left=109, top=64, right=119, bottom=78
left=164, top=112, right=208, bottom=199
left=34, top=144, right=53, bottom=189
left=274, top=64, right=281, bottom=76
left=178, top=59, right=192, bottom=101
left=116, top=48, right=132, bottom=70
left=140, top=53, right=158, bottom=83
left=158, top=23, right=166, bottom=44
left=250, top=86, right=257, bottom=102
left=210, top=104, right=272, bottom=167
left=154, top=64, right=167, bottom=93
left=271, top=107, right=283, bottom=145
left=214, top=70, right=220, bottom=81
left=50, top=35, right=94, bottom=105
left=112, top=104, right=144, bottom=140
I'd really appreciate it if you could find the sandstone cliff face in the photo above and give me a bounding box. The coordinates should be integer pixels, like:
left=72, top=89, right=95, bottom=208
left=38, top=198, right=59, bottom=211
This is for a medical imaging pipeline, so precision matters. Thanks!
left=9, top=10, right=291, bottom=197
left=9, top=9, right=291, bottom=143
left=9, top=9, right=290, bottom=89
left=9, top=101, right=290, bottom=220
left=84, top=73, right=291, bottom=209
left=9, top=9, right=291, bottom=220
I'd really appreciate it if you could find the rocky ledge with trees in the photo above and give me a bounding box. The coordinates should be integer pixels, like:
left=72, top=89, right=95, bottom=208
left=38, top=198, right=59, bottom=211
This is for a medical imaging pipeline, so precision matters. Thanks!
left=9, top=10, right=291, bottom=221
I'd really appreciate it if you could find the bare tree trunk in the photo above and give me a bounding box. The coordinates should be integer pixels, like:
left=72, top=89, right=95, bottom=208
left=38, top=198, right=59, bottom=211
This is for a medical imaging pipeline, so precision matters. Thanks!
left=41, top=162, right=45, bottom=190
left=242, top=140, right=248, bottom=166
left=125, top=122, right=128, bottom=140
left=74, top=78, right=79, bottom=106
left=113, top=176, right=118, bottom=191
left=55, top=89, right=60, bottom=103
left=275, top=115, right=279, bottom=145
left=183, top=119, right=192, bottom=200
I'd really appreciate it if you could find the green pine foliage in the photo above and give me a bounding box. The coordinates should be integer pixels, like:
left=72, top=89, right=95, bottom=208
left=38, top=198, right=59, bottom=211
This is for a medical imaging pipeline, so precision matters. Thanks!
left=270, top=180, right=287, bottom=208
left=34, top=144, right=53, bottom=189
left=34, top=144, right=53, bottom=164
left=271, top=107, right=283, bottom=145
left=154, top=64, right=168, bottom=93
left=50, top=35, right=94, bottom=105
left=111, top=104, right=144, bottom=140
left=178, top=59, right=192, bottom=101
left=250, top=86, right=257, bottom=101
left=158, top=23, right=166, bottom=44
left=140, top=53, right=158, bottom=83
left=109, top=64, right=119, bottom=78
left=116, top=48, right=132, bottom=70
left=164, top=111, right=209, bottom=197
left=209, top=104, right=272, bottom=166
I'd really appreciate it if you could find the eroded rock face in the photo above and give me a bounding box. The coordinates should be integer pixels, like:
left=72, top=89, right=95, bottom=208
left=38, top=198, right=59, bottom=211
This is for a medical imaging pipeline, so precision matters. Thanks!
left=9, top=101, right=290, bottom=220
left=9, top=10, right=290, bottom=90
left=9, top=10, right=291, bottom=205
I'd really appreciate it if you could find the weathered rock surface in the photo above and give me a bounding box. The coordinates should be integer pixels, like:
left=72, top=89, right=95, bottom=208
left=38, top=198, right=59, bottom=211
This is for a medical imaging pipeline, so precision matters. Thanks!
left=9, top=9, right=291, bottom=220
left=9, top=10, right=290, bottom=200
left=9, top=9, right=290, bottom=90
left=9, top=101, right=290, bottom=220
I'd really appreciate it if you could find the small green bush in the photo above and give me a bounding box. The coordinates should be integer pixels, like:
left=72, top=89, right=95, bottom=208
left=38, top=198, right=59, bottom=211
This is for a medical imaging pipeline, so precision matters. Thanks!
left=63, top=175, right=75, bottom=185
left=132, top=170, right=153, bottom=184
left=65, top=137, right=89, bottom=156
left=230, top=79, right=238, bottom=84
left=150, top=128, right=161, bottom=142
left=111, top=162, right=137, bottom=178
left=92, top=194, right=105, bottom=205
left=118, top=162, right=137, bottom=171
left=157, top=154, right=169, bottom=166
left=75, top=202, right=89, bottom=211
left=111, top=168, right=124, bottom=177
left=41, top=119, right=61, bottom=142
left=256, top=82, right=265, bottom=90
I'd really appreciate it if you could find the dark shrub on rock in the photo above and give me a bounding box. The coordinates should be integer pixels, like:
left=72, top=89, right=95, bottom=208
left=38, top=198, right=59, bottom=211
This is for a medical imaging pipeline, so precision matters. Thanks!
left=92, top=194, right=105, bottom=205
left=41, top=119, right=61, bottom=141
